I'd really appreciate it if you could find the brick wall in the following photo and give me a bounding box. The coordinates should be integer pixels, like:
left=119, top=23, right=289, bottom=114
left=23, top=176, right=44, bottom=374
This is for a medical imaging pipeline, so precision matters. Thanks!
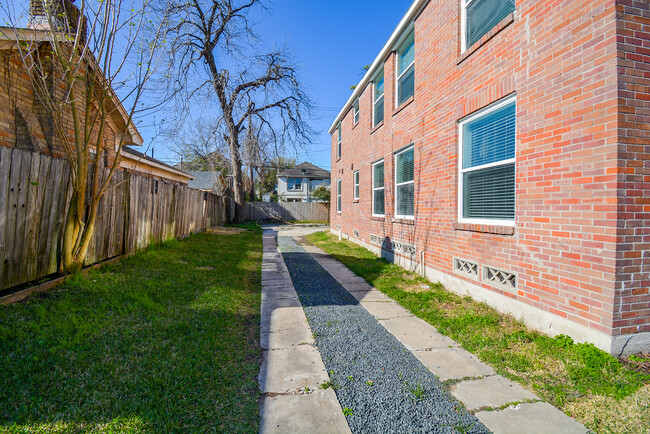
left=614, top=0, right=650, bottom=337
left=330, top=0, right=648, bottom=351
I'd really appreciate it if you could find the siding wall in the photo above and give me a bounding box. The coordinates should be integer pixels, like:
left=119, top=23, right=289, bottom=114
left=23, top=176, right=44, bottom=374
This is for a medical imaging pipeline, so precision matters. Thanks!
left=330, top=0, right=649, bottom=353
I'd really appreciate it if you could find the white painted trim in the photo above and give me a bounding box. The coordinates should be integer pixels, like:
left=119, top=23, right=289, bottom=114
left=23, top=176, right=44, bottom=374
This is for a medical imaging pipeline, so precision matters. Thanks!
left=395, top=31, right=415, bottom=107
left=353, top=170, right=360, bottom=200
left=328, top=0, right=428, bottom=133
left=394, top=145, right=415, bottom=219
left=372, top=71, right=385, bottom=129
left=336, top=178, right=342, bottom=213
left=372, top=159, right=385, bottom=217
left=458, top=95, right=517, bottom=225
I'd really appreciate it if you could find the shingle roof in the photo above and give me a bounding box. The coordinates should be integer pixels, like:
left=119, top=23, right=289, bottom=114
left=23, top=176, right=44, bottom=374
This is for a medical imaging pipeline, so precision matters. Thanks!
left=277, top=162, right=330, bottom=179
left=186, top=171, right=222, bottom=190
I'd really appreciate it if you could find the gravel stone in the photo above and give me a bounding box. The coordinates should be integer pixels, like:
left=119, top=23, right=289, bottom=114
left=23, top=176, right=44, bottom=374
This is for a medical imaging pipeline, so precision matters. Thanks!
left=278, top=236, right=489, bottom=434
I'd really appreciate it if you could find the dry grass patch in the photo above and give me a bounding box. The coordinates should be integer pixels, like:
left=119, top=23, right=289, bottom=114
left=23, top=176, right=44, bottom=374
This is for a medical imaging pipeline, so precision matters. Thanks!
left=565, top=385, right=650, bottom=433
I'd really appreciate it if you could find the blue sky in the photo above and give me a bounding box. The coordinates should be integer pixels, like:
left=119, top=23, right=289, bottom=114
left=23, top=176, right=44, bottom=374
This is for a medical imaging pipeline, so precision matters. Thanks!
left=145, top=0, right=414, bottom=171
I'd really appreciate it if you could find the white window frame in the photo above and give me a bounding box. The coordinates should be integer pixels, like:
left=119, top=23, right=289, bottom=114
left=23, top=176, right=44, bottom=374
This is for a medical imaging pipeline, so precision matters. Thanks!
left=353, top=100, right=360, bottom=125
left=372, top=159, right=385, bottom=217
left=457, top=95, right=516, bottom=226
left=353, top=170, right=359, bottom=200
left=372, top=71, right=385, bottom=128
left=337, top=124, right=342, bottom=158
left=336, top=178, right=342, bottom=213
left=394, top=145, right=415, bottom=219
left=287, top=177, right=303, bottom=191
left=395, top=31, right=415, bottom=107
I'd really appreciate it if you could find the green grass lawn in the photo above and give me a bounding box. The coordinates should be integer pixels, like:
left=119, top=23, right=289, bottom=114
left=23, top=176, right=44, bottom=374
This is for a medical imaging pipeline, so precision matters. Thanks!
left=0, top=228, right=263, bottom=433
left=306, top=231, right=650, bottom=433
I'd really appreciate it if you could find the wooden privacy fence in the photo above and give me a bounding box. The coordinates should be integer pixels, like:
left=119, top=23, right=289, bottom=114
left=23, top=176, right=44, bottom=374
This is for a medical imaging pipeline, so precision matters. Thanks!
left=245, top=201, right=329, bottom=222
left=0, top=147, right=231, bottom=292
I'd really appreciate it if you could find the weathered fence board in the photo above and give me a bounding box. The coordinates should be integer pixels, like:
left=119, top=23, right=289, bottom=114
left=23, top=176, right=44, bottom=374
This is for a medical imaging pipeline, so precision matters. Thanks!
left=0, top=148, right=232, bottom=292
left=245, top=202, right=329, bottom=222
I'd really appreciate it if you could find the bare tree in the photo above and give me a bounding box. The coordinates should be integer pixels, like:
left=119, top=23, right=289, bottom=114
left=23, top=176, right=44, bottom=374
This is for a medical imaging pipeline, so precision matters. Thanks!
left=163, top=0, right=312, bottom=220
left=1, top=0, right=167, bottom=272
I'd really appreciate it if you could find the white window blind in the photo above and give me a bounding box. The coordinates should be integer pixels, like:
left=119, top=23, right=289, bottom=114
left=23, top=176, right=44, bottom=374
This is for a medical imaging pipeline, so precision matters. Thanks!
left=373, top=72, right=385, bottom=128
left=460, top=98, right=516, bottom=222
left=372, top=161, right=385, bottom=216
left=463, top=0, right=515, bottom=50
left=395, top=146, right=414, bottom=217
left=354, top=100, right=359, bottom=125
left=397, top=32, right=414, bottom=106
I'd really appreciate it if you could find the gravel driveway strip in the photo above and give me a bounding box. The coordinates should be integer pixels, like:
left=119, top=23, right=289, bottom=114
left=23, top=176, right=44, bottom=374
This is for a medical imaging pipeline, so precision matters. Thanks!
left=278, top=235, right=489, bottom=434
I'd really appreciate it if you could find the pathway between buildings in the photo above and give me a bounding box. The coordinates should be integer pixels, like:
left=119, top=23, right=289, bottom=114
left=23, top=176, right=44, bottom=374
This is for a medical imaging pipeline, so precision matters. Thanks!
left=258, top=226, right=587, bottom=434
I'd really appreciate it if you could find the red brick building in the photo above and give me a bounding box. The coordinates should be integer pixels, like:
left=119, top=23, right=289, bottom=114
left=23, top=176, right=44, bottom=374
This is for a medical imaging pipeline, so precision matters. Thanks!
left=329, top=0, right=649, bottom=355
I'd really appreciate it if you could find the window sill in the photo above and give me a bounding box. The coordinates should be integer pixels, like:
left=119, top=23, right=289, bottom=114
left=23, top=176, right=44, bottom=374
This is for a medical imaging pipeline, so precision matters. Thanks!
left=370, top=121, right=384, bottom=135
left=393, top=96, right=414, bottom=116
left=353, top=199, right=359, bottom=203
left=392, top=217, right=415, bottom=225
left=457, top=12, right=515, bottom=65
left=352, top=121, right=359, bottom=130
left=453, top=222, right=515, bottom=236
left=336, top=157, right=341, bottom=163
left=370, top=216, right=385, bottom=221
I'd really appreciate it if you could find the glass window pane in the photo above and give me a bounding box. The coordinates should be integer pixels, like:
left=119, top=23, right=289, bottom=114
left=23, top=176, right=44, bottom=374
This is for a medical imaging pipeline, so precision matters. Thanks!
left=373, top=162, right=384, bottom=188
left=462, top=101, right=515, bottom=169
left=396, top=148, right=414, bottom=184
left=374, top=75, right=384, bottom=101
left=396, top=183, right=414, bottom=216
left=373, top=189, right=385, bottom=215
left=374, top=98, right=384, bottom=127
left=398, top=33, right=415, bottom=74
left=463, top=163, right=515, bottom=219
left=466, top=0, right=515, bottom=48
left=398, top=67, right=415, bottom=106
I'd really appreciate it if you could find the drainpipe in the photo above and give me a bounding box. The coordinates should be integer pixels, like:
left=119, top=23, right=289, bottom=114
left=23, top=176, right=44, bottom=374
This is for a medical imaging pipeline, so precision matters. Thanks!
left=339, top=228, right=342, bottom=241
left=420, top=250, right=426, bottom=277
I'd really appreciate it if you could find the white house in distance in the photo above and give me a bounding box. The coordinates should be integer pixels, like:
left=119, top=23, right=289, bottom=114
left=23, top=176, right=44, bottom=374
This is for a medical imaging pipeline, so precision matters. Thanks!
left=277, top=162, right=330, bottom=202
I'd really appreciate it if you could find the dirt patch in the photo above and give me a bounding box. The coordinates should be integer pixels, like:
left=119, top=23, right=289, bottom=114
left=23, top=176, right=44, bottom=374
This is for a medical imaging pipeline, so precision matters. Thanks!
left=207, top=226, right=245, bottom=235
left=622, top=353, right=650, bottom=375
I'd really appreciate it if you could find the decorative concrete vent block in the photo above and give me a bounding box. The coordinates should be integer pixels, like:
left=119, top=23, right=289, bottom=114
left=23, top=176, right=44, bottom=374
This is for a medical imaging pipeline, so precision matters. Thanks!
left=392, top=240, right=417, bottom=256
left=454, top=258, right=479, bottom=279
left=354, top=229, right=359, bottom=238
left=483, top=265, right=516, bottom=292
left=369, top=234, right=385, bottom=246
left=335, top=224, right=341, bottom=230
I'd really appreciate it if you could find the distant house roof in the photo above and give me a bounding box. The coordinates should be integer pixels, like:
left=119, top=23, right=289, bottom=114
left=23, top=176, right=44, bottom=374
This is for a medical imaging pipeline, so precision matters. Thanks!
left=122, top=146, right=192, bottom=179
left=187, top=171, right=221, bottom=190
left=277, top=162, right=330, bottom=179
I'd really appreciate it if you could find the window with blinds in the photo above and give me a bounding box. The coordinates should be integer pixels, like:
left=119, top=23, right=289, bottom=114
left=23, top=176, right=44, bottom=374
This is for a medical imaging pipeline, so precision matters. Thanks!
left=373, top=72, right=385, bottom=128
left=354, top=100, right=359, bottom=125
left=353, top=170, right=359, bottom=200
left=337, top=124, right=342, bottom=158
left=337, top=179, right=342, bottom=213
left=397, top=32, right=414, bottom=106
left=459, top=97, right=515, bottom=223
left=395, top=146, right=414, bottom=218
left=372, top=160, right=385, bottom=216
left=462, top=0, right=515, bottom=51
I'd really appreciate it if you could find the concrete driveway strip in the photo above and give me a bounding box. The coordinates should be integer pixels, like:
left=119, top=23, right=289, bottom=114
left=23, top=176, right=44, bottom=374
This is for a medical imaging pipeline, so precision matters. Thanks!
left=298, top=236, right=587, bottom=434
left=259, top=230, right=351, bottom=434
